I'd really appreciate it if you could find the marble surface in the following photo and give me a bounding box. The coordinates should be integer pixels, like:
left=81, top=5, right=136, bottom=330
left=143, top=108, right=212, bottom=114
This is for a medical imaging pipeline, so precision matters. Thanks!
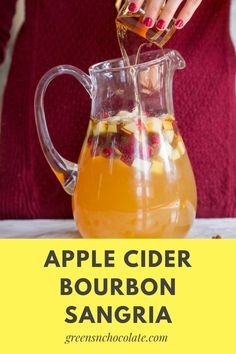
left=0, top=219, right=235, bottom=238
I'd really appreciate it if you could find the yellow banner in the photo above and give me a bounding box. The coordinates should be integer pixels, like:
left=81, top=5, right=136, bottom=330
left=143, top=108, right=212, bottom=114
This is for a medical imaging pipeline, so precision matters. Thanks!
left=0, top=240, right=235, bottom=353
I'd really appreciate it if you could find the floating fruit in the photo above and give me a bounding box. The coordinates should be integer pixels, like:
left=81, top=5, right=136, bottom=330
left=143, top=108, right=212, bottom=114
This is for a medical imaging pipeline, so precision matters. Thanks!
left=102, top=146, right=113, bottom=158
left=158, top=141, right=173, bottom=160
left=100, top=112, right=109, bottom=119
left=177, top=139, right=185, bottom=155
left=146, top=117, right=162, bottom=133
left=93, top=121, right=107, bottom=136
left=164, top=130, right=174, bottom=143
left=162, top=121, right=173, bottom=131
left=89, top=114, right=183, bottom=165
left=114, top=148, right=122, bottom=157
left=107, top=123, right=117, bottom=133
left=120, top=154, right=134, bottom=166
left=117, top=110, right=137, bottom=119
left=121, top=143, right=136, bottom=156
left=165, top=114, right=175, bottom=121
left=170, top=148, right=181, bottom=161
left=149, top=133, right=160, bottom=148
left=124, top=122, right=137, bottom=134
left=132, top=158, right=152, bottom=172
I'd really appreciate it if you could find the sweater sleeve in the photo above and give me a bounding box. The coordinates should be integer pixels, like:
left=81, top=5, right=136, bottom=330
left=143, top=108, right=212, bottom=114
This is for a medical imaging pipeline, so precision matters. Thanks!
left=0, top=0, right=17, bottom=64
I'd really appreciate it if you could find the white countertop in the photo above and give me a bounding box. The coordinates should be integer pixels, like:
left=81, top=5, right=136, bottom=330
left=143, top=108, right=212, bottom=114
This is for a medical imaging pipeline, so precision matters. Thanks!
left=0, top=219, right=235, bottom=238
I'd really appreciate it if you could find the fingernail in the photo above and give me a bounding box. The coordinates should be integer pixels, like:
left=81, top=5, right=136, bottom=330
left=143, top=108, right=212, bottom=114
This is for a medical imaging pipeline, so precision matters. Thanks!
left=143, top=17, right=153, bottom=27
left=156, top=19, right=166, bottom=30
left=175, top=19, right=184, bottom=29
left=128, top=2, right=137, bottom=12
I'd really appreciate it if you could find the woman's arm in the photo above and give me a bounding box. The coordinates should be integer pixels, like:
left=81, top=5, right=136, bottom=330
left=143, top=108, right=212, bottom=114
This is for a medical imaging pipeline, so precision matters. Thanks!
left=0, top=0, right=17, bottom=64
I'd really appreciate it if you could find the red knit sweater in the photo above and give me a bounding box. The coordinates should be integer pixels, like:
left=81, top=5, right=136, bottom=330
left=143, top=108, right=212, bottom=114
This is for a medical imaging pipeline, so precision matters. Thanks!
left=0, top=0, right=235, bottom=218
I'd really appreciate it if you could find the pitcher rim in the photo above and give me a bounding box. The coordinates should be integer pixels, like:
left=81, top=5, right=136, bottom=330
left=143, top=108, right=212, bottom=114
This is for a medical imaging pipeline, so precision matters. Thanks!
left=89, top=49, right=181, bottom=73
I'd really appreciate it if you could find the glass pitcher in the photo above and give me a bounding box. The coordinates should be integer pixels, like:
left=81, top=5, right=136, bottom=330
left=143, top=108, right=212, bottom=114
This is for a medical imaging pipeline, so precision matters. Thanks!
left=34, top=49, right=197, bottom=238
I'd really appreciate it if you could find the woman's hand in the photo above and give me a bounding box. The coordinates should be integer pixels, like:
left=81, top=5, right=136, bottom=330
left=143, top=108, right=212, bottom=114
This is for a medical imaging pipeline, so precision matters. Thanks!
left=128, top=0, right=202, bottom=30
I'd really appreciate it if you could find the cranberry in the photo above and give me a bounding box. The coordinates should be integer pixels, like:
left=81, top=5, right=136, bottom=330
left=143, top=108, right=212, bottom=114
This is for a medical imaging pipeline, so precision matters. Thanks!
left=102, top=146, right=113, bottom=158
left=100, top=111, right=109, bottom=119
left=120, top=154, right=134, bottom=166
left=122, top=143, right=136, bottom=155
left=149, top=133, right=160, bottom=147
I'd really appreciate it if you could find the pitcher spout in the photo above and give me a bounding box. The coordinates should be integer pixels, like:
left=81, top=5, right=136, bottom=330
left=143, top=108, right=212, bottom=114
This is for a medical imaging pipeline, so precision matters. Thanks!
left=169, top=50, right=186, bottom=70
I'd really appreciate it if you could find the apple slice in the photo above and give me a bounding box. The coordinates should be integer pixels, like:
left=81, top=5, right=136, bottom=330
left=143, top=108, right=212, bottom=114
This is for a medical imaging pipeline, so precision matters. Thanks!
left=158, top=141, right=173, bottom=160
left=146, top=117, right=162, bottom=133
left=177, top=139, right=186, bottom=155
left=107, top=123, right=117, bottom=133
left=116, top=110, right=137, bottom=119
left=165, top=114, right=175, bottom=121
left=114, top=147, right=122, bottom=157
left=164, top=130, right=174, bottom=143
left=163, top=121, right=173, bottom=131
left=124, top=122, right=137, bottom=134
left=132, top=158, right=151, bottom=172
left=151, top=159, right=164, bottom=175
left=170, top=148, right=181, bottom=161
left=93, top=121, right=107, bottom=136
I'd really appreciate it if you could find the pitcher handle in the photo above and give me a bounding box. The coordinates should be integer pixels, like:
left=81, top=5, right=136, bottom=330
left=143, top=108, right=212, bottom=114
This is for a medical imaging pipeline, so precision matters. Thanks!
left=34, top=65, right=93, bottom=195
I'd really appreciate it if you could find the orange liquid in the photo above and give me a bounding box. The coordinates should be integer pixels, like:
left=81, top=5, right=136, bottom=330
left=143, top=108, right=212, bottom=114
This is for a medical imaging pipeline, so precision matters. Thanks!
left=116, top=14, right=176, bottom=49
left=72, top=114, right=197, bottom=238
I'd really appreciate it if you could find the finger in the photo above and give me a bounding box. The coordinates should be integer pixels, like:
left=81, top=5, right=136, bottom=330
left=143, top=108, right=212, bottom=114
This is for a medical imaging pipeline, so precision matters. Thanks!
left=142, top=0, right=164, bottom=28
left=175, top=0, right=202, bottom=29
left=128, top=1, right=144, bottom=13
left=156, top=0, right=183, bottom=30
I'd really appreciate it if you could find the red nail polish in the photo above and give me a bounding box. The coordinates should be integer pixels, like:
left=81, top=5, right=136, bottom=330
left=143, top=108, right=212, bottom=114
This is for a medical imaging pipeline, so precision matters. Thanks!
left=156, top=19, right=166, bottom=30
left=175, top=19, right=184, bottom=29
left=128, top=2, right=136, bottom=12
left=143, top=17, right=153, bottom=27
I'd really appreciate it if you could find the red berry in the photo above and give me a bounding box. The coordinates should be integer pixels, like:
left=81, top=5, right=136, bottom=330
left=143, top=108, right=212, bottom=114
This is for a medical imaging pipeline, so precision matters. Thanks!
left=120, top=154, right=134, bottom=166
left=149, top=133, right=160, bottom=147
left=122, top=143, right=135, bottom=155
left=102, top=146, right=113, bottom=158
left=100, top=111, right=109, bottom=119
